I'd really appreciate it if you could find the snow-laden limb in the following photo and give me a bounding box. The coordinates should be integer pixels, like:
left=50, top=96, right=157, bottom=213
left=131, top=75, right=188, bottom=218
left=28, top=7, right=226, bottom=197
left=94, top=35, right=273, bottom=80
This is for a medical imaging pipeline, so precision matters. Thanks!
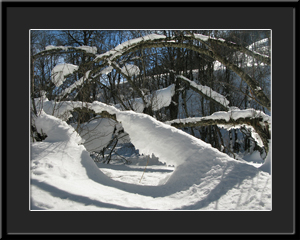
left=45, top=45, right=69, bottom=51
left=45, top=45, right=97, bottom=54
left=166, top=108, right=270, bottom=126
left=166, top=108, right=271, bottom=152
left=94, top=34, right=166, bottom=62
left=176, top=75, right=230, bottom=110
left=32, top=45, right=98, bottom=61
left=51, top=63, right=79, bottom=87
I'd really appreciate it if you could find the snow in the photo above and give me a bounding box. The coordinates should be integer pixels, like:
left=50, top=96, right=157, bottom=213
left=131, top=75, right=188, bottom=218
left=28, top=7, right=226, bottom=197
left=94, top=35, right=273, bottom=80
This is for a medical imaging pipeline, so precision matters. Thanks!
left=31, top=110, right=271, bottom=210
left=121, top=64, right=140, bottom=76
left=166, top=108, right=270, bottom=126
left=100, top=66, right=114, bottom=75
left=45, top=45, right=68, bottom=51
left=247, top=38, right=269, bottom=51
left=259, top=140, right=271, bottom=174
left=51, top=63, right=79, bottom=87
left=76, top=46, right=97, bottom=54
left=193, top=33, right=210, bottom=41
left=149, top=84, right=175, bottom=111
left=34, top=110, right=83, bottom=144
left=33, top=96, right=87, bottom=121
left=75, top=118, right=126, bottom=152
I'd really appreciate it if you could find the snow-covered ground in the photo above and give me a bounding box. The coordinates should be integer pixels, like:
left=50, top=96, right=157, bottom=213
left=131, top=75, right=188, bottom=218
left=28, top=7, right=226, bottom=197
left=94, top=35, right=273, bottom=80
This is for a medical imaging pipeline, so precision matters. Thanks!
left=30, top=110, right=271, bottom=211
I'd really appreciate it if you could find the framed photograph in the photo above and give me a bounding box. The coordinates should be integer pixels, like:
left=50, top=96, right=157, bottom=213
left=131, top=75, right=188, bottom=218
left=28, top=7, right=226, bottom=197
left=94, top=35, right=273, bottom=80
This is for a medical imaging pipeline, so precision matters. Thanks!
left=2, top=2, right=297, bottom=237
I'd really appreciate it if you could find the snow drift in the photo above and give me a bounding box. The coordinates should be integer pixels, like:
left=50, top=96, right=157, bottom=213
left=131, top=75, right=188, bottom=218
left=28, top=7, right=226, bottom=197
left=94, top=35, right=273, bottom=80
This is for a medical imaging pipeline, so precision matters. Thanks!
left=31, top=108, right=271, bottom=210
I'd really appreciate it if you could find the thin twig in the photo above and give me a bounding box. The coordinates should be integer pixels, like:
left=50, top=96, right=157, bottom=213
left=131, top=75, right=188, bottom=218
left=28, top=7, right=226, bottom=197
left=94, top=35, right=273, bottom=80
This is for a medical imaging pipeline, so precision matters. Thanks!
left=139, top=156, right=150, bottom=183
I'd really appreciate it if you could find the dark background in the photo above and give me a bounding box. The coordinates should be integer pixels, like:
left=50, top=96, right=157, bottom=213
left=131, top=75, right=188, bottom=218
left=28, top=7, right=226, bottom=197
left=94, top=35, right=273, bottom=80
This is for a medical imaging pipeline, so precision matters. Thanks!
left=3, top=3, right=297, bottom=236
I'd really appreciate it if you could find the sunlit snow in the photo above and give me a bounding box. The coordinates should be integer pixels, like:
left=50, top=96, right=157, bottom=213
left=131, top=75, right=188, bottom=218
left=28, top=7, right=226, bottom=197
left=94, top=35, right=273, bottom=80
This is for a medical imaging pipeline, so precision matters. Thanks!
left=31, top=108, right=271, bottom=211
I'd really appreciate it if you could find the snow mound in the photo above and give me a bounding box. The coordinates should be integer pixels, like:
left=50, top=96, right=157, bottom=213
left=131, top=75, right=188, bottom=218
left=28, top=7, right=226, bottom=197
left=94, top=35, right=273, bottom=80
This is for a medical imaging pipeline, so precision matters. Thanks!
left=34, top=110, right=83, bottom=144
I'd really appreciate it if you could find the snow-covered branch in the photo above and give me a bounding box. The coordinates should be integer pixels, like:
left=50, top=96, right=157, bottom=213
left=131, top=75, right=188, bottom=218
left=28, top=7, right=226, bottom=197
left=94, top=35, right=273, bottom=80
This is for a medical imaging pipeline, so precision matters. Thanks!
left=166, top=108, right=271, bottom=152
left=185, top=33, right=270, bottom=66
left=56, top=70, right=91, bottom=100
left=32, top=45, right=97, bottom=60
left=94, top=34, right=166, bottom=63
left=175, top=74, right=230, bottom=111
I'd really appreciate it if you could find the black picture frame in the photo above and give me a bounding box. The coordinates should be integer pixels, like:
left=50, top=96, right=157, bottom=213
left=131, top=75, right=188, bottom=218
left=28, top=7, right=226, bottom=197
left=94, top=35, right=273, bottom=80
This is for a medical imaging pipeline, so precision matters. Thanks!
left=2, top=1, right=298, bottom=237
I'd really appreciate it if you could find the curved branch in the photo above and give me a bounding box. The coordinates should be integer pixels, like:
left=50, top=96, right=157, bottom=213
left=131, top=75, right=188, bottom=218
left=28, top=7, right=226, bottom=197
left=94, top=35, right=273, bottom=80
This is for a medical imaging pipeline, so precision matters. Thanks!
left=167, top=116, right=270, bottom=153
left=32, top=47, right=96, bottom=60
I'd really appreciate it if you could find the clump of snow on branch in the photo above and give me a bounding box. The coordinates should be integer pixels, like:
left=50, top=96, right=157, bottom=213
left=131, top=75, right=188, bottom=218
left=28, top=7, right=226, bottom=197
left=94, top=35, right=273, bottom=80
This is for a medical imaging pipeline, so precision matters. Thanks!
left=51, top=63, right=79, bottom=87
left=146, top=84, right=175, bottom=111
left=121, top=64, right=140, bottom=76
left=100, top=66, right=114, bottom=75
left=193, top=33, right=210, bottom=41
left=45, top=45, right=69, bottom=51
